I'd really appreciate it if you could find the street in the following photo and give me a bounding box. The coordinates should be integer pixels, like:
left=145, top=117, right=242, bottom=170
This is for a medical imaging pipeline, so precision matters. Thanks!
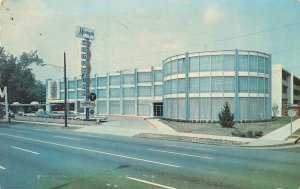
left=0, top=123, right=300, bottom=189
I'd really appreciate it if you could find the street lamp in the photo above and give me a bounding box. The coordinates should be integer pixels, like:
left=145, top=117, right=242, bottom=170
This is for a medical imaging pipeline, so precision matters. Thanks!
left=41, top=52, right=67, bottom=127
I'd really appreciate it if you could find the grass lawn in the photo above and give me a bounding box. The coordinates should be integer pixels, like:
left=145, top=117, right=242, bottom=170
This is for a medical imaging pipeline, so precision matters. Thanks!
left=160, top=117, right=293, bottom=137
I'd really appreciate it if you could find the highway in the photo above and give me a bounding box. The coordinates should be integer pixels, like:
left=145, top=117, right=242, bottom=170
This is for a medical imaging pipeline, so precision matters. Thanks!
left=0, top=123, right=300, bottom=189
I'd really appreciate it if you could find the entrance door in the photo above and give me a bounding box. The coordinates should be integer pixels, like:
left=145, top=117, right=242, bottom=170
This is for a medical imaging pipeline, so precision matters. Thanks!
left=153, top=102, right=163, bottom=117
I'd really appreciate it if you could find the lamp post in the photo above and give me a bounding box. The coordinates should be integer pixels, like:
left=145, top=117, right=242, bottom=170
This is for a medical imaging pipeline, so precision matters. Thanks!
left=41, top=52, right=68, bottom=127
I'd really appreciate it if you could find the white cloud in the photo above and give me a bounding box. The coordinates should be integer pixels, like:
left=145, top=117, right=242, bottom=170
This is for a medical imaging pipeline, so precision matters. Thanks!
left=203, top=6, right=222, bottom=23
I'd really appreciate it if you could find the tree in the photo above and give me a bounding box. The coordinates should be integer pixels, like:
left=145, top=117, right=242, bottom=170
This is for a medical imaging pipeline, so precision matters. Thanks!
left=0, top=47, right=45, bottom=105
left=218, top=102, right=235, bottom=128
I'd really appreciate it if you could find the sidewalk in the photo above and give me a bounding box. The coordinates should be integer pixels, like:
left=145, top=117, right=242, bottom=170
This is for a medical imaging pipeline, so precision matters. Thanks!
left=245, top=118, right=300, bottom=147
left=145, top=118, right=300, bottom=147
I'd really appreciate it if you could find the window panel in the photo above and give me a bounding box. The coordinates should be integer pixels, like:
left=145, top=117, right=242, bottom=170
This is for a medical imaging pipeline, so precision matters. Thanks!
left=189, top=57, right=199, bottom=72
left=258, top=77, right=264, bottom=93
left=171, top=79, right=178, bottom=94
left=238, top=55, right=248, bottom=71
left=123, top=74, right=135, bottom=84
left=154, top=85, right=163, bottom=96
left=265, top=78, right=269, bottom=93
left=60, top=82, right=65, bottom=89
left=178, top=79, right=185, bottom=93
left=77, top=91, right=84, bottom=99
left=223, top=55, right=235, bottom=71
left=200, top=56, right=210, bottom=72
left=189, top=78, right=199, bottom=93
left=178, top=59, right=185, bottom=74
left=258, top=56, right=265, bottom=73
left=137, top=72, right=151, bottom=83
left=110, top=76, right=120, bottom=85
left=249, top=77, right=258, bottom=93
left=239, top=77, right=248, bottom=92
left=211, top=55, right=223, bottom=71
left=154, top=70, right=163, bottom=82
left=68, top=81, right=75, bottom=89
left=224, top=77, right=235, bottom=92
left=123, top=87, right=135, bottom=97
left=200, top=77, right=210, bottom=92
left=249, top=55, right=257, bottom=72
left=97, top=77, right=107, bottom=86
left=77, top=80, right=83, bottom=88
left=211, top=77, right=223, bottom=92
left=165, top=62, right=171, bottom=76
left=68, top=91, right=75, bottom=99
left=171, top=60, right=178, bottom=75
left=97, top=89, right=107, bottom=98
left=265, top=58, right=270, bottom=74
left=137, top=86, right=151, bottom=96
left=110, top=88, right=120, bottom=97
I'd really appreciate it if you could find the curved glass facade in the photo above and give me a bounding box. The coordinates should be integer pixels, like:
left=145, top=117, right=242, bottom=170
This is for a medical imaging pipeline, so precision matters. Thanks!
left=163, top=50, right=271, bottom=121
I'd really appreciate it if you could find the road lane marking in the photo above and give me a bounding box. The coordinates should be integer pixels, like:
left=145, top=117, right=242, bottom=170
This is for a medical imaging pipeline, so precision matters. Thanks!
left=0, top=133, right=179, bottom=168
left=127, top=176, right=176, bottom=189
left=0, top=165, right=6, bottom=170
left=165, top=144, right=217, bottom=152
left=11, top=146, right=40, bottom=155
left=54, top=136, right=81, bottom=140
left=17, top=130, right=34, bottom=134
left=148, top=149, right=213, bottom=160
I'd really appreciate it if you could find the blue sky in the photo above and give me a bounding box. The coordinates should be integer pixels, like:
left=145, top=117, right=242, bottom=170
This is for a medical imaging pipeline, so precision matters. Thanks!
left=1, top=0, right=300, bottom=81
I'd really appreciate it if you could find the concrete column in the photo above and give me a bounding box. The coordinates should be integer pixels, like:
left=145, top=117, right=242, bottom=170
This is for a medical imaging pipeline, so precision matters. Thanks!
left=135, top=68, right=138, bottom=116
left=184, top=52, right=190, bottom=121
left=106, top=73, right=110, bottom=114
left=234, top=49, right=241, bottom=121
left=120, top=71, right=124, bottom=115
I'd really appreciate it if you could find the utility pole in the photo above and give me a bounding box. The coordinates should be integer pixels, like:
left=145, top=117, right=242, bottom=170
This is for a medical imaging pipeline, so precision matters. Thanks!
left=64, top=52, right=67, bottom=127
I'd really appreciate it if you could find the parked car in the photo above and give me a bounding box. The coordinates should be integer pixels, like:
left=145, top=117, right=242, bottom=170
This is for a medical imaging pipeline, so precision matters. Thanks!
left=34, top=111, right=51, bottom=118
left=8, top=111, right=15, bottom=118
left=50, top=112, right=64, bottom=119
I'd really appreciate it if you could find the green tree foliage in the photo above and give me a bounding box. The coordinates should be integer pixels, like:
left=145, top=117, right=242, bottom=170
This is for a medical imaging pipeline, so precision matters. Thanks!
left=218, top=102, right=235, bottom=128
left=0, top=47, right=45, bottom=104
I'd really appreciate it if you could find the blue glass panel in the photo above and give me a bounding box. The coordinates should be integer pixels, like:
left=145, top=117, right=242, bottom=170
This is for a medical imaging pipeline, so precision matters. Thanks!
left=249, top=55, right=257, bottom=72
left=211, top=55, right=223, bottom=71
left=224, top=77, right=235, bottom=92
left=239, top=77, right=248, bottom=92
left=189, top=57, right=199, bottom=72
left=110, top=76, right=120, bottom=85
left=137, top=72, right=151, bottom=83
left=200, top=77, right=210, bottom=92
left=97, top=77, right=107, bottom=86
left=249, top=77, right=258, bottom=93
left=238, top=55, right=248, bottom=71
left=211, top=77, right=223, bottom=92
left=224, top=55, right=235, bottom=71
left=189, top=78, right=199, bottom=92
left=200, top=56, right=210, bottom=72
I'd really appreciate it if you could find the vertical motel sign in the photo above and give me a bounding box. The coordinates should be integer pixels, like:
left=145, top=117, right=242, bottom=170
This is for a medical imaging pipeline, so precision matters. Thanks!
left=75, top=26, right=95, bottom=98
left=75, top=26, right=95, bottom=119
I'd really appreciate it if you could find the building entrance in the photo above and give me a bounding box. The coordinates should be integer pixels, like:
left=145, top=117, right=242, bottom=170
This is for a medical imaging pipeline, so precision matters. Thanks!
left=153, top=102, right=163, bottom=117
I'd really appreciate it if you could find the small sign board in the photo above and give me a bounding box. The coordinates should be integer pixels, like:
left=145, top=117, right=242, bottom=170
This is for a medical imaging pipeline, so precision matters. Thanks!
left=80, top=101, right=95, bottom=108
left=76, top=26, right=95, bottom=40
left=288, top=109, right=296, bottom=117
left=90, top=109, right=94, bottom=114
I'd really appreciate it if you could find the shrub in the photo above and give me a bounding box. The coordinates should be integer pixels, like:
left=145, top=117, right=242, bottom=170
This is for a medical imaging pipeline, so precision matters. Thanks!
left=218, top=102, right=235, bottom=128
left=232, top=130, right=264, bottom=138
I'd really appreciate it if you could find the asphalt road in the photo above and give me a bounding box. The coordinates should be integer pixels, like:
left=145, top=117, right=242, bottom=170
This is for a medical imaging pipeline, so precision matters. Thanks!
left=0, top=123, right=300, bottom=189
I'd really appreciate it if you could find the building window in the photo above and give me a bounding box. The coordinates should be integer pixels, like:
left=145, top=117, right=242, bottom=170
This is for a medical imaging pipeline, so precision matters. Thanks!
left=189, top=78, right=199, bottom=93
left=68, top=81, right=75, bottom=89
left=249, top=77, right=258, bottom=93
left=200, top=77, right=210, bottom=92
left=154, top=70, right=163, bottom=82
left=189, top=57, right=199, bottom=72
left=178, top=79, right=185, bottom=93
left=258, top=56, right=265, bottom=73
left=282, top=86, right=288, bottom=94
left=171, top=60, right=178, bottom=75
left=137, top=72, right=151, bottom=83
left=265, top=78, right=269, bottom=93
left=249, top=55, right=257, bottom=72
left=164, top=62, right=171, bottom=77
left=110, top=76, right=120, bottom=85
left=265, top=58, right=270, bottom=74
left=258, top=77, right=265, bottom=93
left=123, top=87, right=135, bottom=97
left=110, top=88, right=120, bottom=97
left=200, top=56, right=210, bottom=72
left=238, top=55, right=248, bottom=71
left=137, top=86, right=151, bottom=96
left=239, top=77, right=248, bottom=92
left=97, top=77, right=107, bottom=86
left=97, top=89, right=107, bottom=98
left=154, top=85, right=163, bottom=96
left=211, top=55, right=223, bottom=71
left=171, top=79, right=178, bottom=94
left=211, top=77, right=223, bottom=92
left=60, top=82, right=65, bottom=89
left=123, top=74, right=135, bottom=84
left=223, top=55, right=235, bottom=71
left=67, top=91, right=75, bottom=99
left=178, top=59, right=185, bottom=74
left=224, top=77, right=235, bottom=92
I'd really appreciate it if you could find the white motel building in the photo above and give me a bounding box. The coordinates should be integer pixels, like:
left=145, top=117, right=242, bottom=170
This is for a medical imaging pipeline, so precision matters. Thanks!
left=45, top=49, right=300, bottom=121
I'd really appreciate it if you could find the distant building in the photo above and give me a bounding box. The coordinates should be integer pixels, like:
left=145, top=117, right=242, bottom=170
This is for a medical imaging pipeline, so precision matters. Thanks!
left=46, top=49, right=273, bottom=121
left=272, top=64, right=300, bottom=117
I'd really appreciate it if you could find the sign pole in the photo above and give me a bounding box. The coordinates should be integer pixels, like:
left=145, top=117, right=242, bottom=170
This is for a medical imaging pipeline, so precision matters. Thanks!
left=4, top=87, right=8, bottom=121
left=291, top=116, right=293, bottom=135
left=64, top=52, right=68, bottom=127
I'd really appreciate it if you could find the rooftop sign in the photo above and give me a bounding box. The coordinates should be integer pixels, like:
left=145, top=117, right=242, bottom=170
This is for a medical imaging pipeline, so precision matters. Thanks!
left=75, top=26, right=95, bottom=40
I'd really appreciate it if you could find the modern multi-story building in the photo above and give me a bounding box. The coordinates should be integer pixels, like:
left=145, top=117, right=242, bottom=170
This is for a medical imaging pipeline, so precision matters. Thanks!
left=272, top=64, right=300, bottom=117
left=46, top=49, right=273, bottom=121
